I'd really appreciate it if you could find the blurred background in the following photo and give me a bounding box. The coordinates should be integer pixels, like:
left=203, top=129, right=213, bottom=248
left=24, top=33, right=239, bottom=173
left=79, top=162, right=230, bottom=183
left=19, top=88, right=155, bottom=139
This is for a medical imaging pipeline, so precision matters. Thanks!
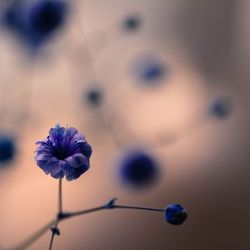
left=0, top=0, right=249, bottom=249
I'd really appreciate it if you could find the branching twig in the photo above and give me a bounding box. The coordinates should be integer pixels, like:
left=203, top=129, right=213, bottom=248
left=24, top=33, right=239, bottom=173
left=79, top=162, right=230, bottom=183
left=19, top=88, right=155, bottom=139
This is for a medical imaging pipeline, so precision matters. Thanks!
left=3, top=197, right=164, bottom=250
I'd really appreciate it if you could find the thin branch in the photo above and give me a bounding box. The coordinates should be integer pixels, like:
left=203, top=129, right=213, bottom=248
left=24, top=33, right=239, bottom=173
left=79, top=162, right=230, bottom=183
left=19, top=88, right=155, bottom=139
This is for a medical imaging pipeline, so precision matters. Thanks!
left=114, top=205, right=164, bottom=212
left=48, top=233, right=56, bottom=250
left=59, top=200, right=164, bottom=221
left=62, top=206, right=106, bottom=220
left=6, top=219, right=56, bottom=250
left=3, top=198, right=164, bottom=250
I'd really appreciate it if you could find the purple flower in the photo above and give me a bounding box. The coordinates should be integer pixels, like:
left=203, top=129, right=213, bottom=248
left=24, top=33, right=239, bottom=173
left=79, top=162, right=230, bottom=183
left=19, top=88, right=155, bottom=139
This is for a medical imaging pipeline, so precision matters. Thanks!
left=35, top=125, right=92, bottom=181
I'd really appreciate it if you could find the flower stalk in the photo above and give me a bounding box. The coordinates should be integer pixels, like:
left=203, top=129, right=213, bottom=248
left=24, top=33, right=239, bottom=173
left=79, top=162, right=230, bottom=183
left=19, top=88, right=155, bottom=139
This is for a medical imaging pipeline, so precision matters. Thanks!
left=48, top=178, right=63, bottom=250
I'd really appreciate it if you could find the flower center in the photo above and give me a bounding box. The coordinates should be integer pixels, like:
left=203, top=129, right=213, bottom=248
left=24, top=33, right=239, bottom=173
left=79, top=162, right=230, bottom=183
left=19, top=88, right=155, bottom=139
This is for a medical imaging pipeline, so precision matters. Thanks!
left=47, top=137, right=69, bottom=160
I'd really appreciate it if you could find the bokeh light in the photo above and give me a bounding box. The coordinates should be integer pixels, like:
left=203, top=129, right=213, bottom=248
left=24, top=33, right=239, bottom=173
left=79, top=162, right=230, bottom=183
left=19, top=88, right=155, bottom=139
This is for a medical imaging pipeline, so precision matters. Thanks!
left=2, top=0, right=68, bottom=52
left=132, top=53, right=167, bottom=86
left=0, top=134, right=16, bottom=165
left=122, top=14, right=142, bottom=32
left=210, top=96, right=232, bottom=119
left=118, top=149, right=159, bottom=189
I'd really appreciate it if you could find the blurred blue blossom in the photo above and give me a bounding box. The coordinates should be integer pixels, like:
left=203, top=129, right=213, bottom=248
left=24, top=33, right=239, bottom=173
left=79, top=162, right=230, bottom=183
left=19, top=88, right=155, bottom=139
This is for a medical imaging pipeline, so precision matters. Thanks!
left=164, top=204, right=187, bottom=225
left=122, top=14, right=141, bottom=32
left=35, top=125, right=92, bottom=181
left=0, top=135, right=16, bottom=164
left=210, top=96, right=232, bottom=119
left=2, top=0, right=68, bottom=49
left=85, top=87, right=103, bottom=107
left=119, top=150, right=159, bottom=189
left=132, top=54, right=167, bottom=85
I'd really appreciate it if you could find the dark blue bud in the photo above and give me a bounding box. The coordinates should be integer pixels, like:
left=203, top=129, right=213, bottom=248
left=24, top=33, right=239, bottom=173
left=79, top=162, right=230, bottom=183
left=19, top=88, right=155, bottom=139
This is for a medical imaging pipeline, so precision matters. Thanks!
left=164, top=204, right=187, bottom=225
left=119, top=150, right=159, bottom=189
left=210, top=97, right=232, bottom=119
left=0, top=135, right=16, bottom=164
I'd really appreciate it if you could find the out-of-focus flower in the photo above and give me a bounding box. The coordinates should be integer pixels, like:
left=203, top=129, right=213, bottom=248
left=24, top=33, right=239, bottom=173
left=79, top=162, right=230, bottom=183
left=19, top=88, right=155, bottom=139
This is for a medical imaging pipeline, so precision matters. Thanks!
left=35, top=125, right=92, bottom=181
left=0, top=135, right=16, bottom=164
left=122, top=14, right=141, bottom=32
left=84, top=87, right=103, bottom=107
left=119, top=150, right=159, bottom=189
left=210, top=96, right=232, bottom=119
left=132, top=54, right=167, bottom=85
left=2, top=0, right=68, bottom=49
left=164, top=204, right=187, bottom=225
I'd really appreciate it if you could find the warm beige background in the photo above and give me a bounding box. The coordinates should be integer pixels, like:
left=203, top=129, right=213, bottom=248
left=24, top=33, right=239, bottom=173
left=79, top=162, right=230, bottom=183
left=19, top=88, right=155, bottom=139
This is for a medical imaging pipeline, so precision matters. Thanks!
left=0, top=0, right=249, bottom=249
